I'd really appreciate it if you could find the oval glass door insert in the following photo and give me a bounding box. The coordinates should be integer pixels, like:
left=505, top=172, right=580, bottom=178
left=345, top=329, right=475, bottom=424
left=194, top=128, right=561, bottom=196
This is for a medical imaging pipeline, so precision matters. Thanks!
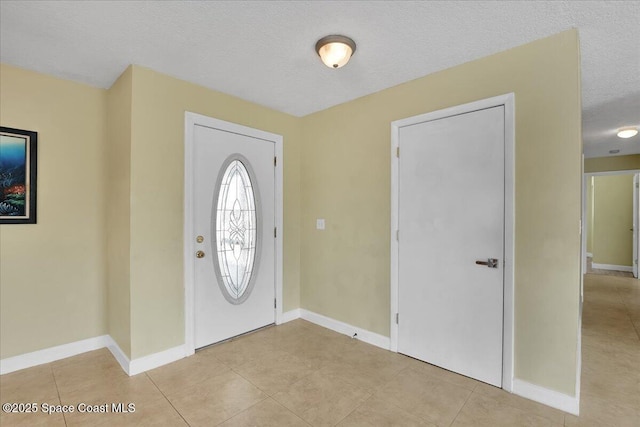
left=213, top=155, right=261, bottom=304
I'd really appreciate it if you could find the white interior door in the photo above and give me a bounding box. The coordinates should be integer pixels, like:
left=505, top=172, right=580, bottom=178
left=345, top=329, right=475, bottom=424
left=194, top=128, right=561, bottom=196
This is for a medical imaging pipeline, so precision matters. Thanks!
left=397, top=106, right=505, bottom=387
left=193, top=123, right=275, bottom=348
left=634, top=174, right=639, bottom=278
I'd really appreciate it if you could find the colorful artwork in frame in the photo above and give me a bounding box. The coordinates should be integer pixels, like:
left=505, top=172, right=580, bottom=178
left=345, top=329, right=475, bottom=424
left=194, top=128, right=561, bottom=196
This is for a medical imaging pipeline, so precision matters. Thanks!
left=0, top=127, right=37, bottom=224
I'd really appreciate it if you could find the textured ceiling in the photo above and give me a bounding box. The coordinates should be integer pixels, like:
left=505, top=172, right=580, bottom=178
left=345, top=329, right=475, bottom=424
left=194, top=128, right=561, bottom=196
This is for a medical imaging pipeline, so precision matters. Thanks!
left=1, top=1, right=638, bottom=158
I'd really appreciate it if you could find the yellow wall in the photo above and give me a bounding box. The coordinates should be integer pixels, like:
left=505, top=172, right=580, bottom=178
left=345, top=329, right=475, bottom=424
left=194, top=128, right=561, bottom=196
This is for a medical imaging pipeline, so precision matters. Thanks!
left=106, top=67, right=133, bottom=358
left=1, top=29, right=582, bottom=398
left=300, top=30, right=581, bottom=395
left=0, top=64, right=108, bottom=358
left=0, top=64, right=301, bottom=361
left=585, top=155, right=640, bottom=173
left=592, top=174, right=634, bottom=266
left=126, top=66, right=301, bottom=359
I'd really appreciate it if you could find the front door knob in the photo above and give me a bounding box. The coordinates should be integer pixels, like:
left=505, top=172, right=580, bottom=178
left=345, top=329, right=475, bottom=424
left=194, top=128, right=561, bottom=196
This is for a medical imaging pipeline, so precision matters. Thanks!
left=196, top=250, right=205, bottom=258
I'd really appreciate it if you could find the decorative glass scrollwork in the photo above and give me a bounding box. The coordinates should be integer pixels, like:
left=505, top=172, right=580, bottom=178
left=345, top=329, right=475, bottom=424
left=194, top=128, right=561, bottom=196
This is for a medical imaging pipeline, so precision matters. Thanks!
left=213, top=155, right=260, bottom=304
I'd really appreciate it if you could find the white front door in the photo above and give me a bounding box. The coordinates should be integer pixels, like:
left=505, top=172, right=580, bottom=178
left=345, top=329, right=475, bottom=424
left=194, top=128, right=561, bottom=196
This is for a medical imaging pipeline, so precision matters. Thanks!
left=397, top=106, right=505, bottom=387
left=192, top=122, right=275, bottom=348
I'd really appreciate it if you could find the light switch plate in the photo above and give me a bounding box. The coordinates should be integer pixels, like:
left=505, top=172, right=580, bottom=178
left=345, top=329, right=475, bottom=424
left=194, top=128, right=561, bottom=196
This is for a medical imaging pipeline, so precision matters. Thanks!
left=316, top=219, right=325, bottom=230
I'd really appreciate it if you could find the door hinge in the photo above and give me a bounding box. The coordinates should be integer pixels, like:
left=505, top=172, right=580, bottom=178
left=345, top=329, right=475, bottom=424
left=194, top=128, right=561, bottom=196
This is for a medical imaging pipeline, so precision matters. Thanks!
left=274, top=298, right=277, bottom=309
left=274, top=227, right=277, bottom=238
left=396, top=147, right=400, bottom=158
left=274, top=156, right=277, bottom=167
left=396, top=230, right=399, bottom=241
left=395, top=313, right=399, bottom=324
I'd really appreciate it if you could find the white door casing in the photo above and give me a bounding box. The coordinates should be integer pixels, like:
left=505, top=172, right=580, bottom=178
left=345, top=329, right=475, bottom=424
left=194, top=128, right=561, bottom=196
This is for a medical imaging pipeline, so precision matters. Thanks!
left=634, top=174, right=639, bottom=278
left=184, top=112, right=283, bottom=355
left=582, top=170, right=640, bottom=277
left=390, top=94, right=515, bottom=391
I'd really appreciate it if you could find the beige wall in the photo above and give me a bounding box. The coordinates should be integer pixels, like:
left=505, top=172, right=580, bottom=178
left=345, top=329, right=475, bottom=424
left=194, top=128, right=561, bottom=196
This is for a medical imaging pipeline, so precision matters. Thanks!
left=1, top=29, right=583, bottom=398
left=126, top=66, right=301, bottom=359
left=0, top=63, right=301, bottom=361
left=300, top=30, right=582, bottom=395
left=592, top=174, right=634, bottom=266
left=106, top=67, right=133, bottom=358
left=585, top=155, right=640, bottom=173
left=0, top=64, right=108, bottom=358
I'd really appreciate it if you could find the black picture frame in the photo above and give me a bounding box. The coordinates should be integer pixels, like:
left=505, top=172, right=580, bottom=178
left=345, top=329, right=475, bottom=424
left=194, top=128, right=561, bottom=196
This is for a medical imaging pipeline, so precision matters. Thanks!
left=0, top=126, right=38, bottom=224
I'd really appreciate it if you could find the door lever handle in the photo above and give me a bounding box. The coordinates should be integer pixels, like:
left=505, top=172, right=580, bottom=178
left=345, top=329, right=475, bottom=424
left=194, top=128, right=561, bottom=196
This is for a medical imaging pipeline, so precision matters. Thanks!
left=476, top=258, right=499, bottom=268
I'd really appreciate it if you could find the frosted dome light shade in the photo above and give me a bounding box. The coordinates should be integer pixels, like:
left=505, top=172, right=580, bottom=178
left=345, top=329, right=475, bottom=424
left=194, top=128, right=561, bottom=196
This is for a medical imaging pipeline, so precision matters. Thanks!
left=316, top=35, right=356, bottom=69
left=617, top=127, right=638, bottom=138
left=318, top=42, right=352, bottom=68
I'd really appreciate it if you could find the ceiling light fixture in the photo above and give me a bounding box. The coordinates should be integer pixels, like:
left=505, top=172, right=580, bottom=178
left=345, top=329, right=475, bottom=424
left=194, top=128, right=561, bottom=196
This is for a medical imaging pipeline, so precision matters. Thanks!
left=315, top=35, right=356, bottom=69
left=617, top=127, right=638, bottom=138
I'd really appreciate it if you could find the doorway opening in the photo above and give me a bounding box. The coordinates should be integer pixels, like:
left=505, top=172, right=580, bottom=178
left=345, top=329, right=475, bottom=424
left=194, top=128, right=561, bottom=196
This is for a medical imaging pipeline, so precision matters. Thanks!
left=583, top=170, right=640, bottom=279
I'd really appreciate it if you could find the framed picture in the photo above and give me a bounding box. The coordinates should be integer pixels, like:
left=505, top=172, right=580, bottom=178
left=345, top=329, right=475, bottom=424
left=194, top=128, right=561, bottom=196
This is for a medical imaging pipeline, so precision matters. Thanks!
left=0, top=127, right=38, bottom=224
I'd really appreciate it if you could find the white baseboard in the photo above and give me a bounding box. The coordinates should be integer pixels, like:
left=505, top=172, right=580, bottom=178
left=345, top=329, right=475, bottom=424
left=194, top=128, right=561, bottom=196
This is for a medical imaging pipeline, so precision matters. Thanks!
left=0, top=316, right=579, bottom=417
left=107, top=338, right=186, bottom=376
left=279, top=308, right=301, bottom=324
left=592, top=263, right=633, bottom=272
left=0, top=335, right=111, bottom=375
left=2, top=335, right=186, bottom=377
left=512, top=379, right=579, bottom=415
left=106, top=338, right=131, bottom=375
left=299, top=309, right=390, bottom=350
left=129, top=345, right=186, bottom=376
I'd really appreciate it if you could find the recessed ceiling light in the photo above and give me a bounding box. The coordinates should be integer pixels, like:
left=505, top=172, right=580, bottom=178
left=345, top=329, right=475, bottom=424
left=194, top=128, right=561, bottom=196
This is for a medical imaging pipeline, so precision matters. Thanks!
left=609, top=149, right=620, bottom=154
left=617, top=127, right=638, bottom=138
left=315, top=35, right=356, bottom=69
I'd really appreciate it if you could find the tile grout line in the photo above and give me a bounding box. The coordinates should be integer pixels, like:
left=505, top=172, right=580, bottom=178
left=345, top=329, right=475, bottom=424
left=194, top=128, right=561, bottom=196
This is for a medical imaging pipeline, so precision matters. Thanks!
left=224, top=396, right=313, bottom=427
left=332, top=392, right=374, bottom=426
left=266, top=396, right=314, bottom=427
left=404, top=363, right=480, bottom=393
left=49, top=364, right=68, bottom=427
left=226, top=365, right=311, bottom=425
left=447, top=387, right=474, bottom=426
left=214, top=396, right=271, bottom=426
left=617, top=284, right=640, bottom=340
left=192, top=352, right=272, bottom=426
left=208, top=329, right=345, bottom=424
left=629, top=316, right=640, bottom=340
left=372, top=362, right=479, bottom=426
left=622, top=297, right=640, bottom=340
left=228, top=342, right=376, bottom=426
left=356, top=365, right=436, bottom=425
left=144, top=373, right=192, bottom=427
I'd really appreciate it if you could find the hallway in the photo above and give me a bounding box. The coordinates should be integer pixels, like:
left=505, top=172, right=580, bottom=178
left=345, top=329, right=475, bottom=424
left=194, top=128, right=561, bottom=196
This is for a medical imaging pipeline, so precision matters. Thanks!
left=568, top=273, right=640, bottom=425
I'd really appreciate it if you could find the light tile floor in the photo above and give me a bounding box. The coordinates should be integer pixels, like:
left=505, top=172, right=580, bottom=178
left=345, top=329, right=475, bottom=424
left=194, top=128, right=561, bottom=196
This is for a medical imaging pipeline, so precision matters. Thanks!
left=1, top=273, right=638, bottom=426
